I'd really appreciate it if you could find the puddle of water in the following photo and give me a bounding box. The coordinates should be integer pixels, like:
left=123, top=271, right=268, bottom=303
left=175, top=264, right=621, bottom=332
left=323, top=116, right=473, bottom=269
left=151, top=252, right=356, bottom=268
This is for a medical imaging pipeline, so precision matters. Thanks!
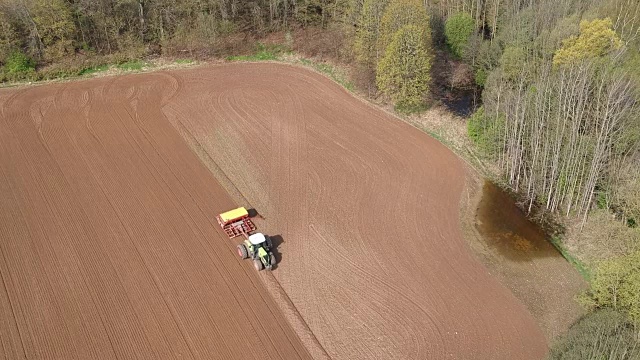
left=475, top=181, right=562, bottom=261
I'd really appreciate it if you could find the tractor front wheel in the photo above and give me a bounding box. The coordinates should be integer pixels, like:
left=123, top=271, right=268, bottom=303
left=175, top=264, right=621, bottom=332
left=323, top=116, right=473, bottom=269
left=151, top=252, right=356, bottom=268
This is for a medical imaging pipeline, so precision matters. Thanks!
left=237, top=244, right=248, bottom=259
left=253, top=259, right=264, bottom=271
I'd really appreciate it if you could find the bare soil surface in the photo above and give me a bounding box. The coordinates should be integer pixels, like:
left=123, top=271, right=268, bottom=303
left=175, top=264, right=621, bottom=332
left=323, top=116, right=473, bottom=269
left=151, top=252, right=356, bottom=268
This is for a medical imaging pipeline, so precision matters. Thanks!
left=0, top=75, right=312, bottom=360
left=165, top=63, right=548, bottom=359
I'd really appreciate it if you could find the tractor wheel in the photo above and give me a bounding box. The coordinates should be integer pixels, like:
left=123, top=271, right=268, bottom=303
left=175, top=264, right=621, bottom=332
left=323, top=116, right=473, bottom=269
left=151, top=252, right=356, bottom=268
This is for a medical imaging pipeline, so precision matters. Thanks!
left=265, top=236, right=273, bottom=249
left=269, top=253, right=277, bottom=267
left=237, top=244, right=248, bottom=259
left=253, top=259, right=264, bottom=271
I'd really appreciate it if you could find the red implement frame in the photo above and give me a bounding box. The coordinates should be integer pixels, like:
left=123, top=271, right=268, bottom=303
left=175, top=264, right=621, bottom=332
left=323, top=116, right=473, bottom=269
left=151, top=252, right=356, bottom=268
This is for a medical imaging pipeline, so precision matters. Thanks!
left=216, top=215, right=256, bottom=238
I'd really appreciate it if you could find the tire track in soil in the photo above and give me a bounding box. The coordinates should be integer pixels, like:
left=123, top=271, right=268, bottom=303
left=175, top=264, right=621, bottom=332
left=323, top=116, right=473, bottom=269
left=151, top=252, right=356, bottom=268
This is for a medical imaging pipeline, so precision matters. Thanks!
left=165, top=63, right=549, bottom=360
left=168, top=118, right=331, bottom=360
left=0, top=74, right=312, bottom=359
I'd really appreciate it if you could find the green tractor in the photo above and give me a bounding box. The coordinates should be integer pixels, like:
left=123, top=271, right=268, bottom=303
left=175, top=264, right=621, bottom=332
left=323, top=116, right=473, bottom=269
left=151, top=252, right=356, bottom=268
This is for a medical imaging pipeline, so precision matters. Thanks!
left=237, top=233, right=276, bottom=271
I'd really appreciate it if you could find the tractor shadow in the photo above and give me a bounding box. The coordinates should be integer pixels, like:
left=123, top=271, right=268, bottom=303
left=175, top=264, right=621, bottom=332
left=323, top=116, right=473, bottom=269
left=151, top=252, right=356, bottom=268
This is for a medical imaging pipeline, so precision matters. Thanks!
left=247, top=208, right=264, bottom=220
left=269, top=235, right=285, bottom=270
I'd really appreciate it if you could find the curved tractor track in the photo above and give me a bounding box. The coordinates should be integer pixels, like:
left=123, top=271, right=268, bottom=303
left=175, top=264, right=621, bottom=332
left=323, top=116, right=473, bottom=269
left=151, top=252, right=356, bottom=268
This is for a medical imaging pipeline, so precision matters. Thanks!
left=0, top=63, right=547, bottom=360
left=164, top=63, right=548, bottom=359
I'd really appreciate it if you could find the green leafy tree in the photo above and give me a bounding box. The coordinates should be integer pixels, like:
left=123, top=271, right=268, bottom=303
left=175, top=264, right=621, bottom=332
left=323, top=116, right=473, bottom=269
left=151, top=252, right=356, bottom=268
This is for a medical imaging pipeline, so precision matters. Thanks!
left=500, top=46, right=527, bottom=82
left=444, top=12, right=475, bottom=58
left=467, top=106, right=504, bottom=156
left=354, top=0, right=390, bottom=68
left=586, top=251, right=640, bottom=325
left=30, top=0, right=76, bottom=61
left=378, top=0, right=430, bottom=58
left=377, top=25, right=431, bottom=108
left=553, top=18, right=622, bottom=66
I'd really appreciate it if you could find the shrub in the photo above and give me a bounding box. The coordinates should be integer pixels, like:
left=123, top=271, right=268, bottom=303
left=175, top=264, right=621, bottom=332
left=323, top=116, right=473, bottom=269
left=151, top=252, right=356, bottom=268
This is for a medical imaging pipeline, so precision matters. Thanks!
left=1, top=51, right=36, bottom=82
left=226, top=42, right=290, bottom=61
left=584, top=251, right=640, bottom=325
left=4, top=51, right=35, bottom=75
left=549, top=309, right=639, bottom=360
left=475, top=68, right=488, bottom=87
left=467, top=107, right=503, bottom=156
left=444, top=13, right=475, bottom=58
left=578, top=209, right=640, bottom=262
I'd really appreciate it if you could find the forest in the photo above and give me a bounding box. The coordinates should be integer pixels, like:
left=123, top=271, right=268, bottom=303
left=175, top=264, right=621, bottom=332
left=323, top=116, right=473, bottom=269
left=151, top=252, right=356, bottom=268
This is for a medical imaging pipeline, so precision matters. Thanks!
left=1, top=0, right=639, bottom=357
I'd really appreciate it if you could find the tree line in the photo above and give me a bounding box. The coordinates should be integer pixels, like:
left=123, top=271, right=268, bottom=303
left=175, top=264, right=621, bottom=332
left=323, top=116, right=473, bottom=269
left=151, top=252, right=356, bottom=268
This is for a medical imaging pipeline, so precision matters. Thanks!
left=433, top=0, right=640, bottom=349
left=469, top=3, right=639, bottom=225
left=0, top=0, right=346, bottom=75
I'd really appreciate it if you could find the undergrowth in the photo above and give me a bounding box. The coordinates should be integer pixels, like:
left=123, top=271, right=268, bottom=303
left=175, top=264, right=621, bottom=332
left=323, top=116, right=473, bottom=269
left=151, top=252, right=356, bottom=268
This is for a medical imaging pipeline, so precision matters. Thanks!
left=550, top=235, right=591, bottom=280
left=226, top=42, right=290, bottom=61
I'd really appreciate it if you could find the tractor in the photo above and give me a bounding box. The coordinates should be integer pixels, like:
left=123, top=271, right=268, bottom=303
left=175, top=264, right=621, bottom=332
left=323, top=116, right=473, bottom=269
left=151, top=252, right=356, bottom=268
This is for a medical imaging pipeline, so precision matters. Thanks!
left=216, top=207, right=276, bottom=271
left=237, top=233, right=276, bottom=271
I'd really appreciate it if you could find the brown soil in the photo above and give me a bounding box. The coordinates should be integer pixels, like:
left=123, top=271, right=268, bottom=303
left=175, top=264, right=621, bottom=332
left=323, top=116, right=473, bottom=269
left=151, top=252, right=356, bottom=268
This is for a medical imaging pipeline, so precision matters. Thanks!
left=164, top=63, right=548, bottom=359
left=0, top=76, right=312, bottom=359
left=0, top=62, right=549, bottom=359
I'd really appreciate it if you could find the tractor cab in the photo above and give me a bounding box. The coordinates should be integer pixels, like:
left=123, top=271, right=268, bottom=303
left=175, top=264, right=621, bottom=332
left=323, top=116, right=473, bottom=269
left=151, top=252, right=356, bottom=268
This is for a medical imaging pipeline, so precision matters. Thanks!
left=248, top=233, right=267, bottom=246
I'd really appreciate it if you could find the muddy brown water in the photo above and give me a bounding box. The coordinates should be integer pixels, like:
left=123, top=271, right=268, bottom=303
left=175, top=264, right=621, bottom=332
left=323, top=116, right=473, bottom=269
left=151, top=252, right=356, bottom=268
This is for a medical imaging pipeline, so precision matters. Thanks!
left=476, top=181, right=563, bottom=261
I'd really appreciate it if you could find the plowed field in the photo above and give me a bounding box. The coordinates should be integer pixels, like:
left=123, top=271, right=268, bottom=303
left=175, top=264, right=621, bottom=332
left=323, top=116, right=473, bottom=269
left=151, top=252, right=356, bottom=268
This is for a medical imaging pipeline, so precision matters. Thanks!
left=0, top=75, right=312, bottom=360
left=164, top=63, right=547, bottom=359
left=0, top=63, right=547, bottom=360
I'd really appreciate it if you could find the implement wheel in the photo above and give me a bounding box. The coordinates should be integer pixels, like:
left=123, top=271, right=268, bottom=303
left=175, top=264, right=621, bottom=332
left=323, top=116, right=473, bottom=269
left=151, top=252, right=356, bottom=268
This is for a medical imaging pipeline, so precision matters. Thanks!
left=237, top=244, right=248, bottom=259
left=254, top=259, right=264, bottom=271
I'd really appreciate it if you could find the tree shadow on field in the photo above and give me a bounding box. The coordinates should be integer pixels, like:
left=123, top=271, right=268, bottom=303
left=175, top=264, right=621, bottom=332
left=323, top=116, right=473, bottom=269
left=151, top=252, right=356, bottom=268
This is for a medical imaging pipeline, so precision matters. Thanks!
left=269, top=235, right=285, bottom=269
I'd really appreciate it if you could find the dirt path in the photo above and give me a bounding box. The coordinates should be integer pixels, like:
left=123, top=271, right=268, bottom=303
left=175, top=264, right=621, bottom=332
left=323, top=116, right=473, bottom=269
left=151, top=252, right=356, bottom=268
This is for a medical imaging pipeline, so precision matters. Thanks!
left=0, top=75, right=312, bottom=359
left=165, top=63, right=548, bottom=359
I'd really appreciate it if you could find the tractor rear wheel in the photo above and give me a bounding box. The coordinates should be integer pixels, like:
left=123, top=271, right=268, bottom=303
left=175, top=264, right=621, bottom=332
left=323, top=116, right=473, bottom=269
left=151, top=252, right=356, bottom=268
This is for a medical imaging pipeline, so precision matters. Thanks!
left=253, top=259, right=264, bottom=271
left=265, top=236, right=273, bottom=249
left=269, top=253, right=276, bottom=267
left=237, top=244, right=248, bottom=259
